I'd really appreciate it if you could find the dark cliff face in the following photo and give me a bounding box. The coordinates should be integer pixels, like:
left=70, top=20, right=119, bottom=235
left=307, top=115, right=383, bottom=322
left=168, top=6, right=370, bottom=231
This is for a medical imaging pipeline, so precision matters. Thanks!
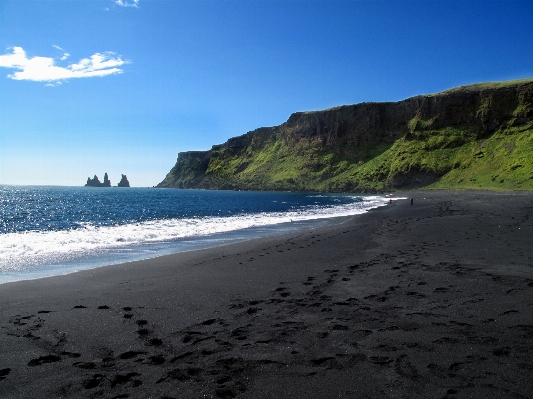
left=158, top=79, right=533, bottom=192
left=285, top=102, right=409, bottom=147
left=282, top=82, right=532, bottom=150
left=162, top=151, right=212, bottom=189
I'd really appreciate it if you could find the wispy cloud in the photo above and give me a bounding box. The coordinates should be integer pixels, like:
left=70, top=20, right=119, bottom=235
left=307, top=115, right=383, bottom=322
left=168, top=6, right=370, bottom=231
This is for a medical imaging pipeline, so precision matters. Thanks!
left=53, top=45, right=70, bottom=61
left=45, top=81, right=62, bottom=87
left=0, top=47, right=129, bottom=84
left=115, top=0, right=139, bottom=8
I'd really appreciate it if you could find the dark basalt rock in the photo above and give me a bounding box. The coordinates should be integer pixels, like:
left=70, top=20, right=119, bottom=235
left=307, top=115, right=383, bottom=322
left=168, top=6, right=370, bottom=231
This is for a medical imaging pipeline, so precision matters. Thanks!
left=117, top=174, right=130, bottom=187
left=85, top=173, right=111, bottom=187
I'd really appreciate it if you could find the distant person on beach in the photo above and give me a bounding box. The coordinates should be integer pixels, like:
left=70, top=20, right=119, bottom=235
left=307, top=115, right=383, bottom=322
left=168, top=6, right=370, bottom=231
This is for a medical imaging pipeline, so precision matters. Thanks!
left=410, top=197, right=413, bottom=205
left=389, top=198, right=393, bottom=205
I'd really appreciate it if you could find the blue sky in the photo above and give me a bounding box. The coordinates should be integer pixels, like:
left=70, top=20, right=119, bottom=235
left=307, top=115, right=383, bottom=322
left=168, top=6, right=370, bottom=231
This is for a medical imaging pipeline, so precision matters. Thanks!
left=0, top=0, right=532, bottom=187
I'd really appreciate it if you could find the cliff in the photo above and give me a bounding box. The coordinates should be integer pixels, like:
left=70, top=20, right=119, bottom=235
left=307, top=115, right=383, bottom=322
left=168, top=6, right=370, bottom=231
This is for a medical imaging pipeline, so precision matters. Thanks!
left=158, top=78, right=533, bottom=192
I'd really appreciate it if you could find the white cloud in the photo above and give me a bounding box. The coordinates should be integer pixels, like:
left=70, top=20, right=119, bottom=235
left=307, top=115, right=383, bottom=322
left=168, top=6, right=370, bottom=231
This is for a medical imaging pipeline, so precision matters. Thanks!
left=45, top=82, right=62, bottom=87
left=115, top=0, right=139, bottom=8
left=0, top=47, right=129, bottom=84
left=53, top=45, right=70, bottom=61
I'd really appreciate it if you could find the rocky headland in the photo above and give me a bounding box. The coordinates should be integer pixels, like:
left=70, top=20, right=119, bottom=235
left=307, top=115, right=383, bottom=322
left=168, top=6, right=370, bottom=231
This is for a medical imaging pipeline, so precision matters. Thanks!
left=158, top=78, right=533, bottom=192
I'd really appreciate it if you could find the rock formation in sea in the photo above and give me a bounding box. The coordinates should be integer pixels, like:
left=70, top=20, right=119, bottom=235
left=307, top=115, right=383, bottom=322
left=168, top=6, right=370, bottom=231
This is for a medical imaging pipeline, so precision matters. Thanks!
left=85, top=173, right=112, bottom=187
left=117, top=174, right=130, bottom=187
left=157, top=78, right=533, bottom=192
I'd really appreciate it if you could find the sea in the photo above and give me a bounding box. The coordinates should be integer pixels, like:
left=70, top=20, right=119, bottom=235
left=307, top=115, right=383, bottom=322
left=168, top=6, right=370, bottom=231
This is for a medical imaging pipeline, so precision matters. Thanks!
left=0, top=186, right=387, bottom=284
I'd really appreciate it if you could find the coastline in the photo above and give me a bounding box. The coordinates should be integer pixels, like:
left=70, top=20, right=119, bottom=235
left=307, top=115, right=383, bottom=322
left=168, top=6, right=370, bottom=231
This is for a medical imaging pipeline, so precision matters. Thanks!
left=0, top=188, right=385, bottom=285
left=1, top=190, right=532, bottom=398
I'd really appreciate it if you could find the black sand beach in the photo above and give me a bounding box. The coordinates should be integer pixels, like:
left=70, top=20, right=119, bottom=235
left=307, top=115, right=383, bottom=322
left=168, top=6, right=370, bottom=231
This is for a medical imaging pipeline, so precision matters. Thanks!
left=1, top=191, right=532, bottom=399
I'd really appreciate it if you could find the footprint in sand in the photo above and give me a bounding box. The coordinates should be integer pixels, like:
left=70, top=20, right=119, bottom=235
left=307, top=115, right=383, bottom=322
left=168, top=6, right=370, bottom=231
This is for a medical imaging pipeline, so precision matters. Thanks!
left=303, top=276, right=316, bottom=286
left=146, top=354, right=166, bottom=365
left=0, top=368, right=11, bottom=380
left=405, top=291, right=426, bottom=298
left=331, top=324, right=349, bottom=331
left=119, top=351, right=147, bottom=360
left=148, top=338, right=163, bottom=346
left=274, top=286, right=291, bottom=297
left=73, top=361, right=97, bottom=370
left=311, top=357, right=335, bottom=366
left=395, top=354, right=419, bottom=379
left=231, top=327, right=248, bottom=341
left=84, top=373, right=105, bottom=389
left=493, top=347, right=511, bottom=356
left=111, top=372, right=142, bottom=388
left=28, top=355, right=61, bottom=367
left=369, top=356, right=393, bottom=365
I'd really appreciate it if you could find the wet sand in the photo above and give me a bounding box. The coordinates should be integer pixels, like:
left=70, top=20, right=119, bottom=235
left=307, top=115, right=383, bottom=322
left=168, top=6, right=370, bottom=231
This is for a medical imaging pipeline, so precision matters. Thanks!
left=0, top=190, right=532, bottom=399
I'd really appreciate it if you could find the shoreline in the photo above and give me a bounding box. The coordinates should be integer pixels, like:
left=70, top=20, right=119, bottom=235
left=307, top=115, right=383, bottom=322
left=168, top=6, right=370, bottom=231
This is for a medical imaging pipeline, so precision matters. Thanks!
left=1, top=190, right=532, bottom=398
left=0, top=215, right=355, bottom=286
left=0, top=189, right=386, bottom=285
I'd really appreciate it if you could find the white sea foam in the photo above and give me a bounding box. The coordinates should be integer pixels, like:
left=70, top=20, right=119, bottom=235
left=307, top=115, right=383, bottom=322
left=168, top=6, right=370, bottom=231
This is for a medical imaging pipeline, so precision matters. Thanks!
left=0, top=195, right=386, bottom=280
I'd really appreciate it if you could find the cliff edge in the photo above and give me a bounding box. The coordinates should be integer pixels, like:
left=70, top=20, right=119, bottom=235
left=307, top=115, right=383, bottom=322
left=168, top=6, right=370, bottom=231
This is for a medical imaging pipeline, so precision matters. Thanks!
left=158, top=78, right=533, bottom=192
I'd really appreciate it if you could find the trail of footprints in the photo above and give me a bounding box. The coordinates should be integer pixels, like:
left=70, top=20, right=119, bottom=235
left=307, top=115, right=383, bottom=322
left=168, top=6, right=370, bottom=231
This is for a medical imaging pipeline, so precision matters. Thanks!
left=3, top=224, right=533, bottom=397
left=0, top=261, right=402, bottom=397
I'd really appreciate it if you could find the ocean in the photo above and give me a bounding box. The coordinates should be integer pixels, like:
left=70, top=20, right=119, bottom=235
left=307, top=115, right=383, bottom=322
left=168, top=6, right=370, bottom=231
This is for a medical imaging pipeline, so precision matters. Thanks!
left=0, top=186, right=386, bottom=284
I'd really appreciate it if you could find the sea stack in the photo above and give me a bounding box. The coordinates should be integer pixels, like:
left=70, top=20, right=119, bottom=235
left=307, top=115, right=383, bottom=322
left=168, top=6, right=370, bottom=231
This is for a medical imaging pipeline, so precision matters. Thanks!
left=117, top=174, right=130, bottom=187
left=85, top=173, right=112, bottom=187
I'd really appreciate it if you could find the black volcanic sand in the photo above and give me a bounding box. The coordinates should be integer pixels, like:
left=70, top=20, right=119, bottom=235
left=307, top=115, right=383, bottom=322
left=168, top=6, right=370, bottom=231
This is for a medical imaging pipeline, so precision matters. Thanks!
left=1, top=191, right=532, bottom=399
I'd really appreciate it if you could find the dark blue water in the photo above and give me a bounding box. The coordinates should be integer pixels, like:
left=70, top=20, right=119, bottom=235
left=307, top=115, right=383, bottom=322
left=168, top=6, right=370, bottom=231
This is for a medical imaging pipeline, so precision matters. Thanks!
left=1, top=186, right=374, bottom=233
left=0, top=186, right=386, bottom=283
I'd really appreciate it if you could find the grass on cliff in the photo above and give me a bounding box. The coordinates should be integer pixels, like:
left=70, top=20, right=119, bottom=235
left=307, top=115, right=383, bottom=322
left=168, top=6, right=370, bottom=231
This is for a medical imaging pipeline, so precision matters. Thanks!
left=428, top=77, right=533, bottom=96
left=205, top=134, right=356, bottom=191
left=429, top=125, right=533, bottom=190
left=375, top=125, right=532, bottom=191
left=175, top=119, right=533, bottom=192
left=326, top=121, right=533, bottom=191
